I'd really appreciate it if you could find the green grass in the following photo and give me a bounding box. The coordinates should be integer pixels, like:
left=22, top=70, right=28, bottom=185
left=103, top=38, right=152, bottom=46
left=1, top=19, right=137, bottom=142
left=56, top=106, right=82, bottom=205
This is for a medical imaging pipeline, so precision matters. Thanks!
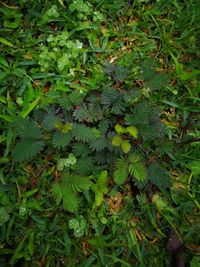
left=0, top=0, right=199, bottom=266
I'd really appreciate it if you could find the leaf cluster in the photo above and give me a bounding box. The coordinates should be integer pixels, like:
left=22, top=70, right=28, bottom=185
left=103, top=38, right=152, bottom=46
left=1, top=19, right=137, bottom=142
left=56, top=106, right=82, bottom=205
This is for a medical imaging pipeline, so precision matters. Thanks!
left=0, top=0, right=199, bottom=266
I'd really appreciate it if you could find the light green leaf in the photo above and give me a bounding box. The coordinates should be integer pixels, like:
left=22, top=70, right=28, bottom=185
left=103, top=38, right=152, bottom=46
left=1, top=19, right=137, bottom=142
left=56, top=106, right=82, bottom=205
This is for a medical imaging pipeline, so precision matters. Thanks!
left=187, top=161, right=200, bottom=176
left=102, top=36, right=109, bottom=51
left=170, top=52, right=184, bottom=78
left=0, top=57, right=9, bottom=68
left=126, top=126, right=138, bottom=138
left=132, top=162, right=147, bottom=181
left=98, top=170, right=108, bottom=194
left=182, top=70, right=200, bottom=80
left=114, top=158, right=128, bottom=185
left=0, top=37, right=15, bottom=47
left=121, top=141, right=131, bottom=153
left=61, top=123, right=73, bottom=133
left=190, top=256, right=200, bottom=267
left=21, top=188, right=38, bottom=198
left=170, top=52, right=200, bottom=80
left=27, top=232, right=34, bottom=256
left=0, top=95, right=6, bottom=103
left=19, top=97, right=41, bottom=118
left=95, top=191, right=103, bottom=207
left=152, top=193, right=169, bottom=211
left=112, top=135, right=123, bottom=146
left=0, top=114, right=13, bottom=122
left=115, top=124, right=126, bottom=134
left=9, top=238, right=26, bottom=264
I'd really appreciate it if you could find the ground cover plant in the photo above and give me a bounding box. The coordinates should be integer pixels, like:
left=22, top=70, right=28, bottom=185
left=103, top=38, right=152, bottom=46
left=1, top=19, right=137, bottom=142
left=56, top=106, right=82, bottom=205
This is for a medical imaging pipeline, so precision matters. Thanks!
left=0, top=0, right=200, bottom=266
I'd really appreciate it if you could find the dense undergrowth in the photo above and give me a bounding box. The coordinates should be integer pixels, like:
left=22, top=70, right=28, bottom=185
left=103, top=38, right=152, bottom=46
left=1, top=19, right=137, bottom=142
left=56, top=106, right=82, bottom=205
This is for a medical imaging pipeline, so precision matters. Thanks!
left=0, top=0, right=200, bottom=266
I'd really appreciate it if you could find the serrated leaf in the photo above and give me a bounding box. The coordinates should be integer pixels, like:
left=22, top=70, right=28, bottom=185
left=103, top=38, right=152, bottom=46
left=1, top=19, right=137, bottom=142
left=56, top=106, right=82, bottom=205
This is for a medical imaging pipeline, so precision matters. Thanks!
left=121, top=141, right=131, bottom=153
left=114, top=158, right=128, bottom=185
left=72, top=143, right=91, bottom=157
left=128, top=161, right=147, bottom=181
left=72, top=124, right=95, bottom=143
left=43, top=114, right=60, bottom=131
left=52, top=131, right=72, bottom=148
left=128, top=153, right=141, bottom=163
left=112, top=135, right=123, bottom=146
left=51, top=173, right=91, bottom=212
left=62, top=188, right=78, bottom=212
left=126, top=126, right=138, bottom=138
left=74, top=157, right=94, bottom=175
left=149, top=162, right=170, bottom=190
left=13, top=139, right=44, bottom=161
left=63, top=173, right=92, bottom=193
left=90, top=136, right=108, bottom=152
left=92, top=128, right=101, bottom=139
left=14, top=117, right=42, bottom=139
left=61, top=123, right=73, bottom=133
left=115, top=124, right=126, bottom=134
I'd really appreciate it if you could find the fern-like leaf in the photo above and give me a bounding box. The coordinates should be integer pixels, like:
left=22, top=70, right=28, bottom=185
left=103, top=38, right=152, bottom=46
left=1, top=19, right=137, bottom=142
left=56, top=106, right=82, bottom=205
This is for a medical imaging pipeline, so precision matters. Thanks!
left=13, top=139, right=44, bottom=161
left=14, top=117, right=42, bottom=139
left=69, top=91, right=85, bottom=105
left=57, top=94, right=73, bottom=111
left=98, top=120, right=110, bottom=134
left=62, top=173, right=92, bottom=192
left=96, top=150, right=119, bottom=165
left=125, top=102, right=152, bottom=125
left=102, top=86, right=120, bottom=105
left=62, top=186, right=78, bottom=212
left=128, top=161, right=147, bottom=181
left=43, top=114, right=61, bottom=131
left=149, top=162, right=171, bottom=191
left=139, top=59, right=169, bottom=90
left=145, top=73, right=169, bottom=90
left=125, top=102, right=165, bottom=141
left=51, top=183, right=63, bottom=205
left=72, top=143, right=91, bottom=157
left=139, top=58, right=157, bottom=80
left=52, top=131, right=72, bottom=148
left=139, top=123, right=165, bottom=140
left=114, top=158, right=128, bottom=185
left=72, top=124, right=95, bottom=143
left=33, top=108, right=45, bottom=123
left=73, top=105, right=88, bottom=122
left=73, top=104, right=103, bottom=122
left=103, top=62, right=129, bottom=81
left=123, top=89, right=140, bottom=104
left=51, top=173, right=92, bottom=212
left=111, top=100, right=126, bottom=115
left=89, top=136, right=108, bottom=152
left=128, top=154, right=147, bottom=181
left=74, top=157, right=94, bottom=175
left=51, top=183, right=78, bottom=212
left=114, top=65, right=129, bottom=81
